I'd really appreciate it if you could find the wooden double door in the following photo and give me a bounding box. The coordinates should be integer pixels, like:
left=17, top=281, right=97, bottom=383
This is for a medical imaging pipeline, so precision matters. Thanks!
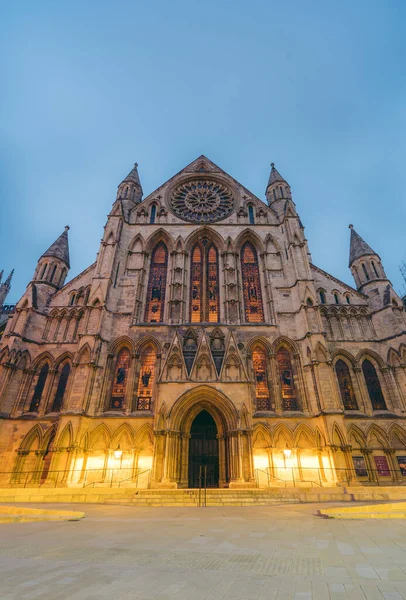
left=188, top=410, right=219, bottom=488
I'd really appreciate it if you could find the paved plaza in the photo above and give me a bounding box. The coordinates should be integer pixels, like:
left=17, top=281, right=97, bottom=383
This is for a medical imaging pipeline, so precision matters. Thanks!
left=1, top=503, right=406, bottom=599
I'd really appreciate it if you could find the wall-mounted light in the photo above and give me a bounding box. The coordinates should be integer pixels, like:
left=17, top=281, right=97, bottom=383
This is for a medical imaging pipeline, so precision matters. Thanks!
left=114, top=444, right=123, bottom=460
left=283, top=444, right=292, bottom=459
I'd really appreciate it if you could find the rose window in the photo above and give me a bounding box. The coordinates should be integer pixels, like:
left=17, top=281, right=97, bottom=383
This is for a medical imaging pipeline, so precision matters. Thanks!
left=170, top=179, right=235, bottom=223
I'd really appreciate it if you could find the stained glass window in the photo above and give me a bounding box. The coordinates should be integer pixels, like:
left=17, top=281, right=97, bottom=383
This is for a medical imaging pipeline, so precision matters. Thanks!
left=52, top=363, right=70, bottom=412
left=190, top=245, right=203, bottom=322
left=362, top=359, right=387, bottom=410
left=252, top=347, right=270, bottom=410
left=207, top=245, right=219, bottom=323
left=190, top=243, right=219, bottom=323
left=145, top=242, right=168, bottom=323
left=110, top=348, right=131, bottom=410
left=277, top=348, right=298, bottom=411
left=241, top=242, right=264, bottom=323
left=29, top=363, right=49, bottom=412
left=137, top=346, right=155, bottom=410
left=335, top=360, right=358, bottom=410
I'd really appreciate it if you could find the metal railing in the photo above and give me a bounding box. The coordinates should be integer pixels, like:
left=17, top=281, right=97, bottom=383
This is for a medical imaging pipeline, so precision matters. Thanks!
left=0, top=467, right=152, bottom=489
left=254, top=465, right=406, bottom=488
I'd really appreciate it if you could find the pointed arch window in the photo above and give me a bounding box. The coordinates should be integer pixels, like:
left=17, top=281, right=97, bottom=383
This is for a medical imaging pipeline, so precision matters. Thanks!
left=241, top=242, right=264, bottom=323
left=145, top=242, right=168, bottom=322
left=335, top=360, right=358, bottom=410
left=362, top=263, right=370, bottom=281
left=319, top=290, right=326, bottom=304
left=277, top=347, right=298, bottom=411
left=49, top=264, right=57, bottom=283
left=371, top=261, right=379, bottom=278
left=52, top=363, right=70, bottom=412
left=150, top=204, right=157, bottom=224
left=110, top=348, right=131, bottom=410
left=248, top=205, right=255, bottom=225
left=40, top=263, right=48, bottom=279
left=189, top=242, right=220, bottom=322
left=136, top=346, right=156, bottom=410
left=362, top=359, right=387, bottom=410
left=252, top=346, right=271, bottom=410
left=29, top=363, right=49, bottom=412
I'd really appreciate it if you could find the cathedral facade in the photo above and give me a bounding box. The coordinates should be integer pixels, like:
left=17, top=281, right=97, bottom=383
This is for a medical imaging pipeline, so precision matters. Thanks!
left=0, top=156, right=406, bottom=489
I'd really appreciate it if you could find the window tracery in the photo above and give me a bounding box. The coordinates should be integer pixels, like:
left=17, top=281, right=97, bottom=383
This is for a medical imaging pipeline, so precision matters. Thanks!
left=241, top=242, right=264, bottom=323
left=189, top=242, right=220, bottom=323
left=136, top=346, right=155, bottom=410
left=170, top=179, right=234, bottom=223
left=277, top=348, right=298, bottom=411
left=144, top=242, right=168, bottom=323
left=252, top=347, right=271, bottom=410
left=110, top=348, right=131, bottom=410
left=335, top=360, right=358, bottom=410
left=362, top=359, right=387, bottom=410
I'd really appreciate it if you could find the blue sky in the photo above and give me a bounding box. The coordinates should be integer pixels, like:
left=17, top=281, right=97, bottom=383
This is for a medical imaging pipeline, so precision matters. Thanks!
left=1, top=0, right=406, bottom=302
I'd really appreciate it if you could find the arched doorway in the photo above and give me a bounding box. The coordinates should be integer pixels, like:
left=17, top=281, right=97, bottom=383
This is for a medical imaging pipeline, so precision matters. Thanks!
left=188, top=410, right=219, bottom=488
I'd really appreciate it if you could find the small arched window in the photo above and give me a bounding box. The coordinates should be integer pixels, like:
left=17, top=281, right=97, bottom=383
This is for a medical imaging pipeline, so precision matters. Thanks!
left=84, top=287, right=90, bottom=305
left=136, top=346, right=156, bottom=410
left=150, top=204, right=157, bottom=224
left=58, top=268, right=67, bottom=287
left=277, top=347, right=298, bottom=411
left=306, top=298, right=314, bottom=306
left=49, top=264, right=57, bottom=283
left=69, top=293, right=76, bottom=306
left=345, top=295, right=351, bottom=304
left=273, top=189, right=276, bottom=201
left=52, top=363, right=71, bottom=412
left=371, top=261, right=379, bottom=278
left=335, top=360, right=358, bottom=410
left=252, top=346, right=271, bottom=410
left=110, top=348, right=131, bottom=410
left=280, top=186, right=284, bottom=198
left=241, top=242, right=264, bottom=323
left=334, top=292, right=339, bottom=305
left=40, top=263, right=48, bottom=279
left=362, top=359, right=387, bottom=410
left=319, top=290, right=326, bottom=304
left=248, top=205, right=255, bottom=225
left=144, top=242, right=168, bottom=323
left=362, top=263, right=370, bottom=281
left=29, top=363, right=49, bottom=412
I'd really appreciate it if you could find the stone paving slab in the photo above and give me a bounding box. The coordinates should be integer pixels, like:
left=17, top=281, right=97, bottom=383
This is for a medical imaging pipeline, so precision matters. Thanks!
left=2, top=503, right=406, bottom=599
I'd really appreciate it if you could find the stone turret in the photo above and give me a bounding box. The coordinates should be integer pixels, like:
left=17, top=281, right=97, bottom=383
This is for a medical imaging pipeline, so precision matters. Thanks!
left=33, top=226, right=70, bottom=295
left=265, top=162, right=292, bottom=213
left=0, top=269, right=13, bottom=308
left=116, top=163, right=143, bottom=213
left=349, top=224, right=401, bottom=311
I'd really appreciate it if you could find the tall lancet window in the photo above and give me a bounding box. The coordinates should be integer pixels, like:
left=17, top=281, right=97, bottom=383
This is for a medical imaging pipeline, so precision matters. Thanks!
left=335, top=360, right=358, bottom=410
left=362, top=359, right=387, bottom=410
left=136, top=346, right=156, bottom=410
left=110, top=348, right=131, bottom=410
left=252, top=346, right=271, bottom=410
left=190, top=245, right=203, bottom=322
left=241, top=242, right=264, bottom=323
left=29, top=363, right=49, bottom=412
left=189, top=241, right=220, bottom=322
left=277, top=347, right=298, bottom=411
left=145, top=242, right=168, bottom=323
left=206, top=245, right=219, bottom=322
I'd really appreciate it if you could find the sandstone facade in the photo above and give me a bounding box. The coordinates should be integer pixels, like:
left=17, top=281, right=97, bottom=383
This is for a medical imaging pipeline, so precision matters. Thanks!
left=0, top=156, right=405, bottom=488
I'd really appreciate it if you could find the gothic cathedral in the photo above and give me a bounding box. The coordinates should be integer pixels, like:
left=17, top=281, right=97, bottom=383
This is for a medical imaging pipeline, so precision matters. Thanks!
left=1, top=156, right=406, bottom=488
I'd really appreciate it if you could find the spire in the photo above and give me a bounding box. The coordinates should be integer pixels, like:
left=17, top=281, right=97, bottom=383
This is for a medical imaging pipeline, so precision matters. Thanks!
left=348, top=225, right=378, bottom=267
left=267, top=162, right=288, bottom=189
left=117, top=162, right=143, bottom=204
left=41, top=226, right=70, bottom=268
left=4, top=269, right=14, bottom=286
